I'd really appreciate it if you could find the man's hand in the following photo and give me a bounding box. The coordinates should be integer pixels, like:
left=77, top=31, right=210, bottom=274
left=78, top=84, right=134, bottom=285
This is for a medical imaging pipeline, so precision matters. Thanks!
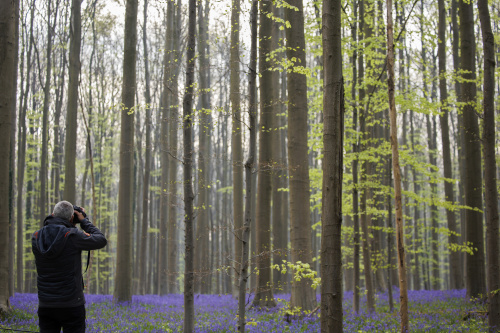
left=74, top=208, right=86, bottom=222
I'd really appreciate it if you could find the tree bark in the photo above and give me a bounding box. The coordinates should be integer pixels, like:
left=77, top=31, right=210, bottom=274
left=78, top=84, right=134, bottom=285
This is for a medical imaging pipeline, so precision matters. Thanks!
left=237, top=3, right=257, bottom=330
left=285, top=0, right=317, bottom=312
left=0, top=0, right=17, bottom=313
left=477, top=0, right=500, bottom=329
left=183, top=0, right=197, bottom=328
left=460, top=0, right=487, bottom=299
left=63, top=0, right=81, bottom=203
left=386, top=0, right=409, bottom=330
left=230, top=0, right=243, bottom=298
left=321, top=0, right=344, bottom=329
left=114, top=0, right=138, bottom=303
left=252, top=0, right=276, bottom=308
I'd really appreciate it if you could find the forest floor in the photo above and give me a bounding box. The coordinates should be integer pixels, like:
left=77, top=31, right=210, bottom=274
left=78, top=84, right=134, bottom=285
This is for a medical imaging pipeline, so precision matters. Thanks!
left=0, top=289, right=489, bottom=332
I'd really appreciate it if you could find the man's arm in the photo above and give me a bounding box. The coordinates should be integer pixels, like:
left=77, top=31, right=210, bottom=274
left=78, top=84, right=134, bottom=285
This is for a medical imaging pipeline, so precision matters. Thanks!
left=73, top=211, right=107, bottom=250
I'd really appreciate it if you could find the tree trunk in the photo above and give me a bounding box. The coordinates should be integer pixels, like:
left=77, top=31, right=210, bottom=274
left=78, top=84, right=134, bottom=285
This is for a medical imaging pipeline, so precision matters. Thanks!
left=285, top=0, right=317, bottom=312
left=437, top=0, right=461, bottom=290
left=237, top=3, right=257, bottom=330
left=230, top=0, right=243, bottom=298
left=460, top=0, right=487, bottom=299
left=183, top=0, right=197, bottom=329
left=196, top=0, right=211, bottom=294
left=63, top=0, right=81, bottom=203
left=477, top=0, right=500, bottom=329
left=0, top=0, right=17, bottom=313
left=252, top=0, right=276, bottom=308
left=386, top=0, right=409, bottom=330
left=167, top=0, right=181, bottom=294
left=320, top=0, right=344, bottom=329
left=139, top=0, right=152, bottom=296
left=114, top=0, right=138, bottom=303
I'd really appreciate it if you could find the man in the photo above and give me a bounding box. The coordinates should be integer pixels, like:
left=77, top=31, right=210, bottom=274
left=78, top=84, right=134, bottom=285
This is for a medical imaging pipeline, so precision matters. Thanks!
left=32, top=200, right=107, bottom=333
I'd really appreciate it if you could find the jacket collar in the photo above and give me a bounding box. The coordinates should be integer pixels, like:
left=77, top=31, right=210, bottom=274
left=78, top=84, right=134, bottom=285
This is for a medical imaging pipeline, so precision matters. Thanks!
left=43, top=215, right=76, bottom=228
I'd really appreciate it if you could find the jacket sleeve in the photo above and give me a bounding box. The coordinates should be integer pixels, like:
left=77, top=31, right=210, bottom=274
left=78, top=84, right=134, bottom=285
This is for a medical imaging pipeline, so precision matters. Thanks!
left=72, top=218, right=107, bottom=251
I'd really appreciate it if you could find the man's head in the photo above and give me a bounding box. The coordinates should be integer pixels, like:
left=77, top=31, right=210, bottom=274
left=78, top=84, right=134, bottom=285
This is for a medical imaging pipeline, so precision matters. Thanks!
left=53, top=201, right=74, bottom=222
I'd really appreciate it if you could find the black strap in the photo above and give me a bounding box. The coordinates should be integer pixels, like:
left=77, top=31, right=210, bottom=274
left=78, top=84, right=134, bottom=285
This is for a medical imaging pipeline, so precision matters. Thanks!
left=84, top=251, right=91, bottom=273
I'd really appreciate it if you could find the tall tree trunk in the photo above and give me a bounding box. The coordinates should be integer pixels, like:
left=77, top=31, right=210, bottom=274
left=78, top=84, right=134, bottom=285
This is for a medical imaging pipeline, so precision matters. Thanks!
left=361, top=0, right=375, bottom=311
left=0, top=0, right=17, bottom=313
left=237, top=3, right=257, bottom=329
left=167, top=0, right=181, bottom=294
left=285, top=0, right=317, bottom=312
left=460, top=0, right=486, bottom=299
left=183, top=0, right=197, bottom=328
left=451, top=0, right=465, bottom=288
left=63, top=0, right=81, bottom=203
left=437, top=0, right=461, bottom=290
left=196, top=0, right=211, bottom=294
left=40, top=0, right=57, bottom=227
left=271, top=3, right=286, bottom=294
left=321, top=0, right=344, bottom=329
left=477, top=0, right=500, bottom=329
left=114, top=0, right=138, bottom=303
left=8, top=0, right=19, bottom=297
left=386, top=0, right=409, bottom=330
left=158, top=0, right=171, bottom=296
left=230, top=0, right=243, bottom=298
left=139, top=0, right=152, bottom=296
left=252, top=0, right=276, bottom=308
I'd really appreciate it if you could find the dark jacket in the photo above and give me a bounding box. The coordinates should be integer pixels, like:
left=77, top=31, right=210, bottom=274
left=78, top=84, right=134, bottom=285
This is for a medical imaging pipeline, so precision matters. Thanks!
left=32, top=215, right=107, bottom=308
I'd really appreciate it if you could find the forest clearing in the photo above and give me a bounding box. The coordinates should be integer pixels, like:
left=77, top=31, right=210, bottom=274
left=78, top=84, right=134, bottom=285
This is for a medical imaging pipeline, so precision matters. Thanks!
left=1, top=0, right=500, bottom=331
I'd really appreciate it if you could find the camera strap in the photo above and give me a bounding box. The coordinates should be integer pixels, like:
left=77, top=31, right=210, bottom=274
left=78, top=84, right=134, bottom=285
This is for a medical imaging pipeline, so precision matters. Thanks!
left=84, top=250, right=91, bottom=273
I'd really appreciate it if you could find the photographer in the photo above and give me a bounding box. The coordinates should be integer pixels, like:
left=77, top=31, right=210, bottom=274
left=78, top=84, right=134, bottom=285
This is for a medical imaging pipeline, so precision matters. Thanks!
left=32, top=200, right=107, bottom=333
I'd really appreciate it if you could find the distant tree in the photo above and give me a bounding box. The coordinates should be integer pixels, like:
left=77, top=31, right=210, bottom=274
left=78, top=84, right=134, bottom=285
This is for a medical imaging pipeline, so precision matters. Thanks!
left=63, top=0, right=81, bottom=203
left=285, top=0, right=317, bottom=312
left=139, top=0, right=152, bottom=296
left=0, top=0, right=18, bottom=313
left=114, top=0, right=138, bottom=303
left=437, top=0, right=461, bottom=290
left=320, top=0, right=344, bottom=329
left=460, top=0, right=486, bottom=299
left=230, top=0, right=243, bottom=298
left=477, top=0, right=500, bottom=329
left=183, top=0, right=197, bottom=328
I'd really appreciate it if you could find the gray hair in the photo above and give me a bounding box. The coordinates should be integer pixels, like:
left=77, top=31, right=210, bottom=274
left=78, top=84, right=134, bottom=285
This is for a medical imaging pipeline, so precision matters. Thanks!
left=53, top=201, right=74, bottom=221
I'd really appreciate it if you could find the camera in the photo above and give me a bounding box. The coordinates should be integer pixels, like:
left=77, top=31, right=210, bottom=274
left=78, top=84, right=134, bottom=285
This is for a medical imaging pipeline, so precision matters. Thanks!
left=73, top=205, right=87, bottom=223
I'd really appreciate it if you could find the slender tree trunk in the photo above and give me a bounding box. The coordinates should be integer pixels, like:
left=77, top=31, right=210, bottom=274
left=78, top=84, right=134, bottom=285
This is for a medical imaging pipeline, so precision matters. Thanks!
left=477, top=0, right=500, bottom=329
left=183, top=0, right=197, bottom=328
left=238, top=3, right=257, bottom=330
left=321, top=0, right=344, bottom=329
left=167, top=0, right=181, bottom=294
left=139, top=0, right=152, bottom=296
left=114, top=0, right=138, bottom=303
left=252, top=0, right=276, bottom=308
left=437, top=0, right=461, bottom=290
left=230, top=0, right=243, bottom=298
left=0, top=0, right=17, bottom=313
left=460, top=0, right=487, bottom=299
left=386, top=0, right=409, bottom=330
left=285, top=0, right=317, bottom=312
left=64, top=0, right=81, bottom=203
left=196, top=0, right=211, bottom=293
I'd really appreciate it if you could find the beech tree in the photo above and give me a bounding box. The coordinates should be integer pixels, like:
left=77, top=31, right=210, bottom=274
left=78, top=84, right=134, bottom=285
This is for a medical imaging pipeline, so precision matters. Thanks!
left=0, top=0, right=18, bottom=314
left=114, top=0, right=138, bottom=303
left=320, top=0, right=344, bottom=329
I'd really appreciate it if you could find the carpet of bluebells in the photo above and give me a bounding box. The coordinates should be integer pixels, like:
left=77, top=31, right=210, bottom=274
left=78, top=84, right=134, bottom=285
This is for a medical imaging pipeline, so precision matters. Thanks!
left=0, top=289, right=489, bottom=332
